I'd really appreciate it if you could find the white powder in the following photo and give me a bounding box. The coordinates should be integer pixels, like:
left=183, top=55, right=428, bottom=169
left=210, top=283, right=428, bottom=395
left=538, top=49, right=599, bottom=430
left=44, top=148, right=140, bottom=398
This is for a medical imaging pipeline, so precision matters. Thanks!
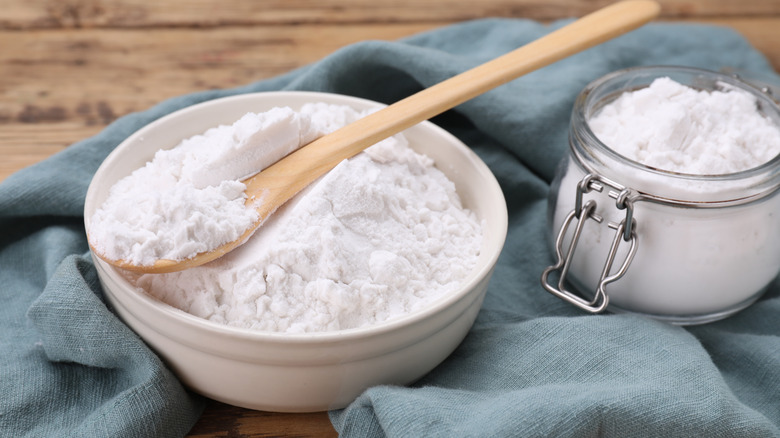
left=114, top=103, right=482, bottom=333
left=90, top=106, right=328, bottom=265
left=588, top=77, right=780, bottom=174
left=551, top=76, right=780, bottom=319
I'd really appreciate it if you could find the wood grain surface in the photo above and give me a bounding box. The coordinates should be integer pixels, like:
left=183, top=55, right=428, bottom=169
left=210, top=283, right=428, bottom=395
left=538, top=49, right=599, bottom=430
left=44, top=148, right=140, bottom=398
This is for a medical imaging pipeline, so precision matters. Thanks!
left=3, top=1, right=779, bottom=436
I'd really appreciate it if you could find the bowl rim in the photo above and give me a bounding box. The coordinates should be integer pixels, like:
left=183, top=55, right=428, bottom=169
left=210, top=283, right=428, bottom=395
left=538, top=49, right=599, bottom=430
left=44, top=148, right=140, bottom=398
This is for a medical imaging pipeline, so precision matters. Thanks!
left=87, top=90, right=508, bottom=345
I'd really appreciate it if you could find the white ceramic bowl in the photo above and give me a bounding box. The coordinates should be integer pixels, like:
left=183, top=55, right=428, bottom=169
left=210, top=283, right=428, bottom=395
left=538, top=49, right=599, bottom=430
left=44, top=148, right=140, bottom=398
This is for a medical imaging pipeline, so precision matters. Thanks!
left=85, top=91, right=507, bottom=412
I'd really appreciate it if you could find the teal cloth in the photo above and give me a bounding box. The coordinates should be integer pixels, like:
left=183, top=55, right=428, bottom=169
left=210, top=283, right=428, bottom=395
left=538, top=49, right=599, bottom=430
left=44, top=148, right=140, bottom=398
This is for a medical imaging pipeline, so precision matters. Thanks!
left=1, top=18, right=779, bottom=437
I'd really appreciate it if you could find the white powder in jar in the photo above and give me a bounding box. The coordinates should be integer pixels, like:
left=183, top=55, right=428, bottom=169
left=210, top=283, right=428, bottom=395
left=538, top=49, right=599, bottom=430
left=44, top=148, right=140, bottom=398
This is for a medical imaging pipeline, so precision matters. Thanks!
left=551, top=76, right=780, bottom=319
left=588, top=77, right=780, bottom=174
left=118, top=103, right=482, bottom=333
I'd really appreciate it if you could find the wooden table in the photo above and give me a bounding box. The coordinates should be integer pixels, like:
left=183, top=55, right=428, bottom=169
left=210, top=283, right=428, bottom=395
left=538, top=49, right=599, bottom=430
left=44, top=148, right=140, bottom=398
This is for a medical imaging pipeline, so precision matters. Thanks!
left=2, top=1, right=778, bottom=436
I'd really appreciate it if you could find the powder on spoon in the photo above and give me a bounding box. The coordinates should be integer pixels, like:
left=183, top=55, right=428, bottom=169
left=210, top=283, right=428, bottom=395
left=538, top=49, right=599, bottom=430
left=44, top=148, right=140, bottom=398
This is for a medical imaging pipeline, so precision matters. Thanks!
left=90, top=106, right=325, bottom=266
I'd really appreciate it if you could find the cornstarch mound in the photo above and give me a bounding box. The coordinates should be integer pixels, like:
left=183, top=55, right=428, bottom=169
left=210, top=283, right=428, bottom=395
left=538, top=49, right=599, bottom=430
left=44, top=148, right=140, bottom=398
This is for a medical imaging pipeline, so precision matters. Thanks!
left=588, top=77, right=780, bottom=175
left=119, top=103, right=483, bottom=333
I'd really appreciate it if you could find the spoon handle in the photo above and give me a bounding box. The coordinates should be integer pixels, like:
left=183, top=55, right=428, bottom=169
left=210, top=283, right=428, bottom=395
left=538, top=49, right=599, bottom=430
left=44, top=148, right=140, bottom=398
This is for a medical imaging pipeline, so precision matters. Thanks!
left=245, top=0, right=659, bottom=215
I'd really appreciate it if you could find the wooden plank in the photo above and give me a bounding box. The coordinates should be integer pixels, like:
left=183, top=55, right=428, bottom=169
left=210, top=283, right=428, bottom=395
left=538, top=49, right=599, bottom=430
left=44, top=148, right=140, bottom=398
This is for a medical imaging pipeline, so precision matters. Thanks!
left=2, top=17, right=779, bottom=182
left=1, top=0, right=779, bottom=29
left=186, top=400, right=337, bottom=437
left=0, top=23, right=432, bottom=181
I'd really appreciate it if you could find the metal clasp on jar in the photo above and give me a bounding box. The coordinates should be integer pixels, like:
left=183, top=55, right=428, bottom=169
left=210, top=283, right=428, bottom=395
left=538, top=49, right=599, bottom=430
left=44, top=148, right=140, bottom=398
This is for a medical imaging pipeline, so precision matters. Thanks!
left=541, top=173, right=639, bottom=313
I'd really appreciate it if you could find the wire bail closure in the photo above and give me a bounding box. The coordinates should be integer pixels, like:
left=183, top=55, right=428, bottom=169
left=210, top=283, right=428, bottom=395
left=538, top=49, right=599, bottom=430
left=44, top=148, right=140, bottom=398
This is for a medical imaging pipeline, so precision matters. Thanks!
left=541, top=173, right=639, bottom=313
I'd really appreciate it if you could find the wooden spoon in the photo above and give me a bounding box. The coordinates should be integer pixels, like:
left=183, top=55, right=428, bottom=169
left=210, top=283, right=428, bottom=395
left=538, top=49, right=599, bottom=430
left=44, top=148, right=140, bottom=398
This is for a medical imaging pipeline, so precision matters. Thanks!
left=96, top=0, right=660, bottom=273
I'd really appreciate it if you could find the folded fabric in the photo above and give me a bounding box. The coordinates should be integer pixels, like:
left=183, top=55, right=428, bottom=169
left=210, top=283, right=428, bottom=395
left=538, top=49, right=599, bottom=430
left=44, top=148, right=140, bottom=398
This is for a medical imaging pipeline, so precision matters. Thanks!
left=1, top=17, right=778, bottom=437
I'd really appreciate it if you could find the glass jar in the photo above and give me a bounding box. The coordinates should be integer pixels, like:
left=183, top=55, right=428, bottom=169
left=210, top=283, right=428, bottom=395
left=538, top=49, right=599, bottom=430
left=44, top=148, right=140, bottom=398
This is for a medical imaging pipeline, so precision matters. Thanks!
left=541, top=66, right=780, bottom=325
